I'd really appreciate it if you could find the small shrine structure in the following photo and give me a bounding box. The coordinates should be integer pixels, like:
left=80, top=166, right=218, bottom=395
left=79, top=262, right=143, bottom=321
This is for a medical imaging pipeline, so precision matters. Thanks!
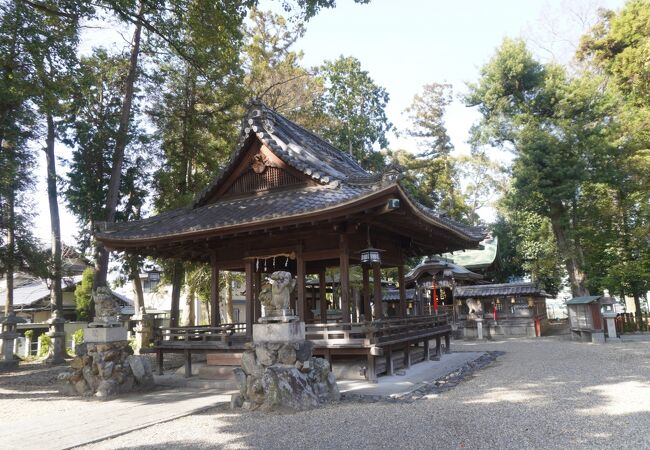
left=96, top=102, right=484, bottom=381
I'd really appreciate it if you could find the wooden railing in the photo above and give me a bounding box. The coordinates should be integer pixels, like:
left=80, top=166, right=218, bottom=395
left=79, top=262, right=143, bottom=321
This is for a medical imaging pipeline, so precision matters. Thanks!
left=305, top=323, right=370, bottom=347
left=154, top=323, right=247, bottom=347
left=305, top=314, right=449, bottom=348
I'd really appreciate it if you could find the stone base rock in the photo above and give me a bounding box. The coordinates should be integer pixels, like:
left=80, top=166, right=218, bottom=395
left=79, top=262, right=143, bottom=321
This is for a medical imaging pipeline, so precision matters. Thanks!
left=58, top=341, right=153, bottom=399
left=233, top=339, right=339, bottom=412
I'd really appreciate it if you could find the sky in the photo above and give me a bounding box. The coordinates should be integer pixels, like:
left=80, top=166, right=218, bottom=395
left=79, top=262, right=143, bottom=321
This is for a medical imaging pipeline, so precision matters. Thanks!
left=31, top=0, right=625, bottom=247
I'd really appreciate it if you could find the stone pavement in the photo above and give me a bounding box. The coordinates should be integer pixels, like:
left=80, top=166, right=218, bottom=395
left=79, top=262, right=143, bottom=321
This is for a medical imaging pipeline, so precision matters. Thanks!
left=0, top=387, right=231, bottom=450
left=337, top=351, right=485, bottom=397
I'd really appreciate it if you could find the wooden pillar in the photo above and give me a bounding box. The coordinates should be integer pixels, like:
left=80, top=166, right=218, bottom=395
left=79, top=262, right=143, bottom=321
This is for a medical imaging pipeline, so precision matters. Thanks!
left=253, top=271, right=262, bottom=323
left=385, top=345, right=394, bottom=375
left=423, top=338, right=430, bottom=361
left=404, top=343, right=411, bottom=368
left=169, top=261, right=183, bottom=328
left=319, top=270, right=327, bottom=323
left=296, top=246, right=306, bottom=321
left=362, top=266, right=371, bottom=321
left=434, top=336, right=441, bottom=361
left=339, top=234, right=350, bottom=323
left=210, top=254, right=220, bottom=326
left=398, top=264, right=407, bottom=319
left=366, top=354, right=377, bottom=383
left=245, top=260, right=254, bottom=337
left=444, top=333, right=451, bottom=354
left=373, top=263, right=383, bottom=319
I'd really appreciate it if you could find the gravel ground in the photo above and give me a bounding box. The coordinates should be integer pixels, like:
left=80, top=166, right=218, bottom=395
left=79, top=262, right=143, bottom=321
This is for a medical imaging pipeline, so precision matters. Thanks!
left=67, top=336, right=650, bottom=450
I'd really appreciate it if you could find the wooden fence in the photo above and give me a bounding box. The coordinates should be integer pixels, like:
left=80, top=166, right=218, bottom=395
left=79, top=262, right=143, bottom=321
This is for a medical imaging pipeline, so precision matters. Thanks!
left=616, top=313, right=650, bottom=333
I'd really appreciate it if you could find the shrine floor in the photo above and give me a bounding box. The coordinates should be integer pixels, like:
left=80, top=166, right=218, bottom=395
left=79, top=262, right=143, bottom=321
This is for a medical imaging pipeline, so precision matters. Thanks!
left=3, top=336, right=650, bottom=449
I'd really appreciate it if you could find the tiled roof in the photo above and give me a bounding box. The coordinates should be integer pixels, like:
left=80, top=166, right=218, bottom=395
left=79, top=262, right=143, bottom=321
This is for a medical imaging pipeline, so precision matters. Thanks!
left=382, top=289, right=416, bottom=302
left=454, top=282, right=550, bottom=298
left=443, top=236, right=499, bottom=269
left=406, top=257, right=483, bottom=282
left=97, top=102, right=485, bottom=245
left=100, top=183, right=378, bottom=241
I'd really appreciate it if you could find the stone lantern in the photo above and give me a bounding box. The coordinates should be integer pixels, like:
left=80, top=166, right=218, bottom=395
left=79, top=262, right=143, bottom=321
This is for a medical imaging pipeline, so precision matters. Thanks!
left=45, top=309, right=67, bottom=365
left=0, top=313, right=26, bottom=369
left=600, top=296, right=618, bottom=340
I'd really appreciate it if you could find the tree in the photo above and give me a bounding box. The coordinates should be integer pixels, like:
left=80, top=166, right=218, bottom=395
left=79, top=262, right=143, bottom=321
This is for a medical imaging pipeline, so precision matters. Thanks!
left=577, top=0, right=650, bottom=322
left=392, top=83, right=470, bottom=222
left=456, top=150, right=507, bottom=226
left=244, top=8, right=323, bottom=124
left=466, top=38, right=611, bottom=296
left=315, top=56, right=392, bottom=171
left=0, top=0, right=47, bottom=315
left=22, top=0, right=87, bottom=329
left=75, top=268, right=94, bottom=321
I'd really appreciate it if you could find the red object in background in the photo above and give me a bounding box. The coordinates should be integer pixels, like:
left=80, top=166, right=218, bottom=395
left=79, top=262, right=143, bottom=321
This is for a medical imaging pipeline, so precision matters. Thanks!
left=493, top=304, right=497, bottom=321
left=432, top=286, right=438, bottom=313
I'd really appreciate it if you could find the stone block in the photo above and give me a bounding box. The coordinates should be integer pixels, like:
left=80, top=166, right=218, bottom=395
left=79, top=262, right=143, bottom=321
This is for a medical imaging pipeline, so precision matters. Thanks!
left=252, top=322, right=305, bottom=343
left=84, top=327, right=128, bottom=343
left=278, top=344, right=297, bottom=365
left=591, top=331, right=605, bottom=344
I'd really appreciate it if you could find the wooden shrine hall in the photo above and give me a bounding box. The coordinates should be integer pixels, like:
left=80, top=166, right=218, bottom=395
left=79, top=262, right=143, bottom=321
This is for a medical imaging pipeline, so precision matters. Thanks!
left=96, top=101, right=485, bottom=381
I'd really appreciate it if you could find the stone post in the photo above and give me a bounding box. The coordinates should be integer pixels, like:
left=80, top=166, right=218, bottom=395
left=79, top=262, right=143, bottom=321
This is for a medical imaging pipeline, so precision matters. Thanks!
left=476, top=318, right=484, bottom=340
left=133, top=308, right=154, bottom=355
left=0, top=313, right=25, bottom=369
left=45, top=310, right=67, bottom=365
left=603, top=311, right=618, bottom=340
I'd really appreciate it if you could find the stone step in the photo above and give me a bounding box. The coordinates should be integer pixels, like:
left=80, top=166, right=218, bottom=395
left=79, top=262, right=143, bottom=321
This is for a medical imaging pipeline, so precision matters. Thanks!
left=206, top=352, right=243, bottom=366
left=199, top=365, right=237, bottom=380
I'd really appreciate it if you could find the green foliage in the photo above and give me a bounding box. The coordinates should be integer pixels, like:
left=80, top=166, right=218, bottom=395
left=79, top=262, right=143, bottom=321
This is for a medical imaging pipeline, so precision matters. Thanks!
left=75, top=268, right=95, bottom=321
left=245, top=8, right=323, bottom=123
left=24, top=330, right=33, bottom=341
left=72, top=328, right=84, bottom=346
left=466, top=38, right=613, bottom=295
left=315, top=56, right=392, bottom=171
left=38, top=334, right=51, bottom=357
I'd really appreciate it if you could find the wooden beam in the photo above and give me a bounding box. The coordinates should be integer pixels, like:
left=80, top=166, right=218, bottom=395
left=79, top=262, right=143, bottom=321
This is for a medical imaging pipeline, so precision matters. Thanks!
left=362, top=266, right=371, bottom=321
left=339, top=234, right=351, bottom=323
left=398, top=264, right=407, bottom=319
left=373, top=263, right=383, bottom=319
left=245, top=260, right=254, bottom=337
left=296, top=244, right=306, bottom=321
left=319, top=269, right=327, bottom=324
left=210, top=253, right=220, bottom=326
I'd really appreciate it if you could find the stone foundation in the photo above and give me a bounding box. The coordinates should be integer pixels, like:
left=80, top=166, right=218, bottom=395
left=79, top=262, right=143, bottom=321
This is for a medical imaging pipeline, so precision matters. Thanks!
left=232, top=339, right=340, bottom=411
left=58, top=340, right=153, bottom=399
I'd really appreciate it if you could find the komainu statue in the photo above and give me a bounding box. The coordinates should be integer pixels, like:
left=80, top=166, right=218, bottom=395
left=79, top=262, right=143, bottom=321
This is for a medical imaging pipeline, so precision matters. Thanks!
left=259, top=271, right=296, bottom=317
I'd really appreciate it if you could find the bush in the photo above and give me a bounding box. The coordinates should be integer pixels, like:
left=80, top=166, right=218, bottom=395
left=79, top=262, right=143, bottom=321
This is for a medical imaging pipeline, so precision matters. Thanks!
left=38, top=334, right=52, bottom=357
left=72, top=328, right=84, bottom=346
left=75, top=268, right=95, bottom=321
left=24, top=330, right=33, bottom=341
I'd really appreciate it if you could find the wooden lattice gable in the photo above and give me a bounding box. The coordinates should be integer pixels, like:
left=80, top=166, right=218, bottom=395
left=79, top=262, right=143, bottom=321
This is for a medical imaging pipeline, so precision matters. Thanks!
left=194, top=101, right=371, bottom=208
left=202, top=138, right=316, bottom=203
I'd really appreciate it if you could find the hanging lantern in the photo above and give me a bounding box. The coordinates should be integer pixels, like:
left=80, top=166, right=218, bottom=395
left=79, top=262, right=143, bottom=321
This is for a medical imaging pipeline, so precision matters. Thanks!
left=359, top=225, right=384, bottom=266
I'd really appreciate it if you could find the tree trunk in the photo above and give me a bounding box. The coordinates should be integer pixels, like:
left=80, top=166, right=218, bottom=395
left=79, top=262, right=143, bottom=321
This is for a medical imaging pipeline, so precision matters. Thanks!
left=94, top=0, right=144, bottom=289
left=225, top=274, right=234, bottom=323
left=633, top=292, right=643, bottom=331
left=170, top=261, right=184, bottom=327
left=45, top=113, right=63, bottom=313
left=4, top=189, right=14, bottom=317
left=549, top=204, right=589, bottom=297
left=129, top=258, right=145, bottom=315
left=185, top=283, right=196, bottom=326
